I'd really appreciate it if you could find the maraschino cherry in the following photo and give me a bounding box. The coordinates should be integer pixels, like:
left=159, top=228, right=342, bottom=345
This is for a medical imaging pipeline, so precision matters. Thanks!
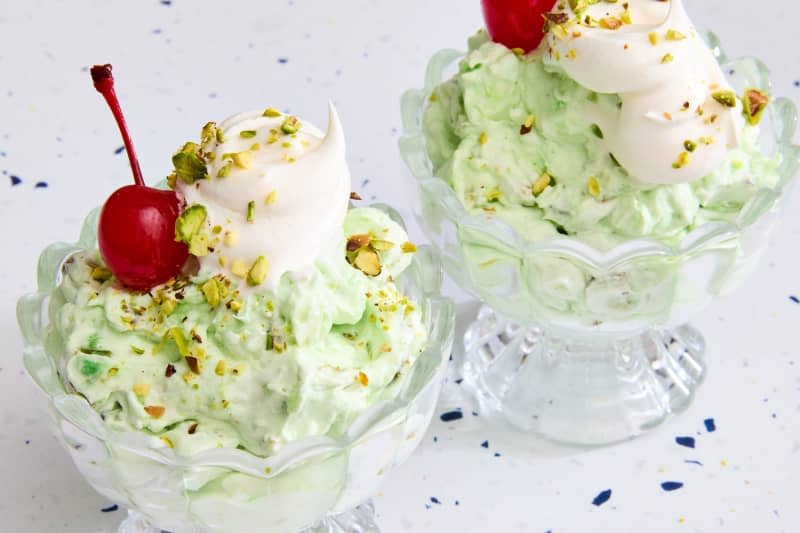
left=481, top=0, right=557, bottom=53
left=91, top=64, right=188, bottom=291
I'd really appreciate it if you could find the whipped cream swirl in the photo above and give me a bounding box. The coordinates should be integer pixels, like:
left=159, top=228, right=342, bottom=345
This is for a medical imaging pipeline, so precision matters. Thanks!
left=176, top=104, right=351, bottom=288
left=544, top=0, right=742, bottom=185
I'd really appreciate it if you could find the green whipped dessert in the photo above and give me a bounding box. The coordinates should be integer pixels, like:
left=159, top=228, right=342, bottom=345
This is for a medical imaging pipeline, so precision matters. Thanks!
left=49, top=105, right=427, bottom=458
left=424, top=24, right=780, bottom=252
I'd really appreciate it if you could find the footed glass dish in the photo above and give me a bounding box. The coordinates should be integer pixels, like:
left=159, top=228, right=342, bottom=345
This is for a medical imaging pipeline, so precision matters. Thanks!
left=399, top=38, right=800, bottom=445
left=16, top=206, right=455, bottom=533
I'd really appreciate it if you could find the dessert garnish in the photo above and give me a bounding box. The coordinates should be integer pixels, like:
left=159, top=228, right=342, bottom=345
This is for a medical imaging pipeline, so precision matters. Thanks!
left=91, top=64, right=188, bottom=291
left=481, top=0, right=556, bottom=53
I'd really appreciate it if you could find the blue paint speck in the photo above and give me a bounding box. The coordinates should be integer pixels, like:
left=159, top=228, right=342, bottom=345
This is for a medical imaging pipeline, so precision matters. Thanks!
left=455, top=500, right=460, bottom=506
left=424, top=504, right=431, bottom=510
left=790, top=296, right=799, bottom=304
left=481, top=440, right=489, bottom=448
left=794, top=80, right=800, bottom=88
left=454, top=378, right=463, bottom=385
left=592, top=489, right=612, bottom=506
left=114, top=146, right=125, bottom=155
left=494, top=452, right=501, bottom=457
left=25, top=439, right=30, bottom=445
left=430, top=497, right=441, bottom=505
left=10, top=175, right=21, bottom=186
left=685, top=460, right=703, bottom=466
left=278, top=57, right=289, bottom=64
left=704, top=418, right=716, bottom=432
left=433, top=436, right=438, bottom=443
left=160, top=0, right=172, bottom=5
left=101, top=504, right=119, bottom=513
left=675, top=436, right=695, bottom=448
left=661, top=481, right=684, bottom=492
left=440, top=410, right=463, bottom=422
left=361, top=178, right=370, bottom=187
left=35, top=181, right=49, bottom=189
left=152, top=28, right=163, bottom=35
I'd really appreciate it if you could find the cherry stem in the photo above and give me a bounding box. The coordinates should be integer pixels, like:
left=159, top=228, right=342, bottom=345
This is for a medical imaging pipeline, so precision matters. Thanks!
left=90, top=64, right=145, bottom=187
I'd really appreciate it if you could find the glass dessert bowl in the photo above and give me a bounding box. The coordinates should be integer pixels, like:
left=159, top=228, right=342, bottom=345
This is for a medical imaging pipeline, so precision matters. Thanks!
left=17, top=67, right=455, bottom=533
left=17, top=209, right=453, bottom=532
left=400, top=16, right=799, bottom=445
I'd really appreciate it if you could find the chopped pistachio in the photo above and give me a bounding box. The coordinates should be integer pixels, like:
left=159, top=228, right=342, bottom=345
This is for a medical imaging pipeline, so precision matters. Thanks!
left=79, top=346, right=112, bottom=357
left=215, top=360, right=226, bottom=376
left=160, top=436, right=174, bottom=448
left=133, top=383, right=151, bottom=396
left=160, top=298, right=177, bottom=316
left=672, top=151, right=690, bottom=169
left=265, top=333, right=274, bottom=351
left=265, top=190, right=277, bottom=205
left=217, top=161, right=232, bottom=178
left=172, top=151, right=208, bottom=184
left=130, top=345, right=145, bottom=355
left=648, top=32, right=658, bottom=45
left=144, top=405, right=165, bottom=419
left=247, top=256, right=269, bottom=286
left=370, top=239, right=395, bottom=252
left=543, top=12, right=569, bottom=25
left=661, top=53, right=674, bottom=64
left=620, top=9, right=631, bottom=24
left=520, top=114, right=535, bottom=135
left=354, top=248, right=381, bottom=276
left=107, top=367, right=119, bottom=377
left=223, top=231, right=239, bottom=247
left=712, top=90, right=737, bottom=108
left=189, top=232, right=210, bottom=257
left=347, top=234, right=371, bottom=252
left=587, top=176, right=601, bottom=197
left=250, top=143, right=261, bottom=151
left=201, top=278, right=221, bottom=307
left=216, top=128, right=226, bottom=143
left=227, top=300, right=242, bottom=313
left=168, top=327, right=189, bottom=357
left=479, top=131, right=488, bottom=145
left=698, top=136, right=715, bottom=145
left=231, top=151, right=252, bottom=169
left=166, top=173, right=178, bottom=189
left=201, top=121, right=217, bottom=145
left=742, top=88, right=770, bottom=125
left=599, top=17, right=622, bottom=30
left=532, top=173, right=552, bottom=196
left=401, top=242, right=417, bottom=253
left=590, top=124, right=603, bottom=139
left=486, top=188, right=502, bottom=202
left=247, top=200, right=256, bottom=222
left=280, top=116, right=301, bottom=134
left=567, top=49, right=577, bottom=60
left=239, top=130, right=257, bottom=139
left=665, top=29, right=686, bottom=41
left=174, top=204, right=207, bottom=244
left=684, top=140, right=697, bottom=152
left=212, top=225, right=223, bottom=234
left=230, top=260, right=249, bottom=279
left=90, top=266, right=113, bottom=283
left=263, top=107, right=282, bottom=117
left=511, top=47, right=525, bottom=56
left=185, top=355, right=200, bottom=374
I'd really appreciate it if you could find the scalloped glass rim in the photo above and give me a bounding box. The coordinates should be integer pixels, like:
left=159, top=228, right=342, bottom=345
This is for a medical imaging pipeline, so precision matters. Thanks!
left=399, top=32, right=800, bottom=271
left=17, top=204, right=455, bottom=480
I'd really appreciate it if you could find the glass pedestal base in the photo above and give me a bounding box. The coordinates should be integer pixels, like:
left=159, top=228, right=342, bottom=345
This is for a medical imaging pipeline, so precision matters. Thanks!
left=117, top=500, right=380, bottom=533
left=462, top=306, right=706, bottom=446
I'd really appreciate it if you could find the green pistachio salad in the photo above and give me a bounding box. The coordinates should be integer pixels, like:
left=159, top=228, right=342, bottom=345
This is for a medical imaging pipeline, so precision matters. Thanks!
left=424, top=0, right=780, bottom=251
left=49, top=105, right=427, bottom=457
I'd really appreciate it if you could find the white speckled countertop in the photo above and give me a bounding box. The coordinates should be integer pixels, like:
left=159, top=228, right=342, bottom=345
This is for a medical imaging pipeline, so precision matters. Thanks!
left=1, top=1, right=799, bottom=531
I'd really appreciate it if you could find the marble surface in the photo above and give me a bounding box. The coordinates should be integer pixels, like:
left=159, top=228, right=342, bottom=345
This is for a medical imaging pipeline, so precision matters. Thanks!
left=1, top=1, right=799, bottom=531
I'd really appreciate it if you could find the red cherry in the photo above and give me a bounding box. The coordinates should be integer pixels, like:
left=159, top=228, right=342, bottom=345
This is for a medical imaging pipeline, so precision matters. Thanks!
left=481, top=0, right=557, bottom=53
left=91, top=64, right=188, bottom=291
